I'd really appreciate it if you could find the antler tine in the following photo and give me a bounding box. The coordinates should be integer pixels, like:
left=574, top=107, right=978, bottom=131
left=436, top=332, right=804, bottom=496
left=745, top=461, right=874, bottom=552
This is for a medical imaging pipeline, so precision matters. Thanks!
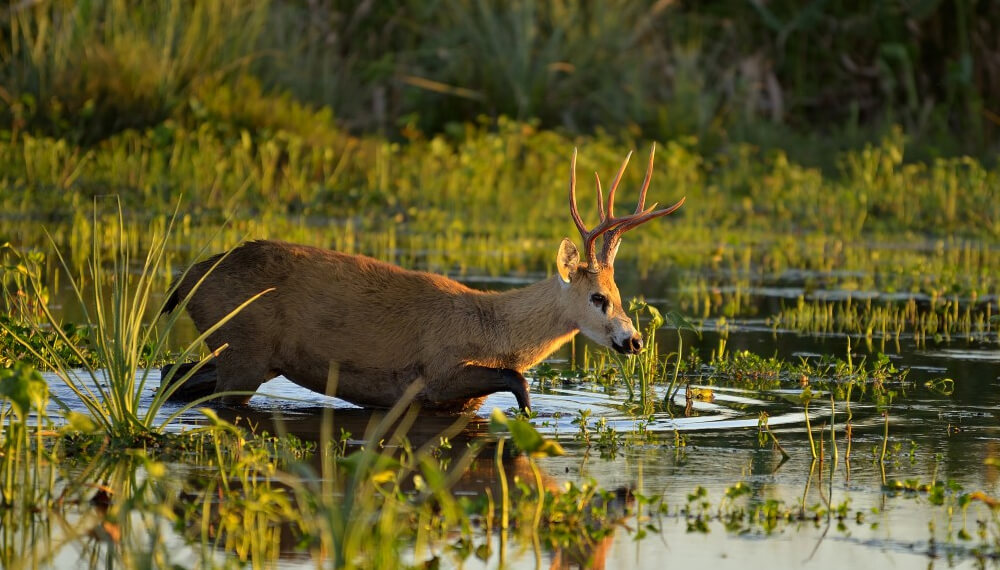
left=568, top=148, right=587, bottom=237
left=594, top=172, right=605, bottom=221
left=607, top=150, right=632, bottom=219
left=634, top=142, right=656, bottom=214
left=568, top=148, right=629, bottom=271
left=598, top=145, right=685, bottom=267
left=568, top=148, right=600, bottom=269
left=601, top=197, right=686, bottom=267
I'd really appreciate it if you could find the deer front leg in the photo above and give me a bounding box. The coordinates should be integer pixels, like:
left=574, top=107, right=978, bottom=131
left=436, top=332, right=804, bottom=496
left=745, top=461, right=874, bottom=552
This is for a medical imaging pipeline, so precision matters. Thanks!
left=422, top=365, right=531, bottom=412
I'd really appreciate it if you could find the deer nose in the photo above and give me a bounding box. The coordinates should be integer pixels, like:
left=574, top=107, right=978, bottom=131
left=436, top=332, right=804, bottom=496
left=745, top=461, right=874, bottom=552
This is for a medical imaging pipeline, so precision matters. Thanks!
left=626, top=335, right=643, bottom=354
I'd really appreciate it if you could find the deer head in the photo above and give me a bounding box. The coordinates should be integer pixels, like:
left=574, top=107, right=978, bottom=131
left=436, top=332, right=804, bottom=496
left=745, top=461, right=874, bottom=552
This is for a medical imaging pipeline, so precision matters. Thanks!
left=556, top=144, right=685, bottom=354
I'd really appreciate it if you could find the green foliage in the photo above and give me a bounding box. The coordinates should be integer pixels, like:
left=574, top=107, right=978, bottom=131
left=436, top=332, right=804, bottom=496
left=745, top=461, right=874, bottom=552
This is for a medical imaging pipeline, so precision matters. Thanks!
left=4, top=0, right=999, bottom=153
left=489, top=408, right=565, bottom=457
left=0, top=362, right=47, bottom=421
left=0, top=207, right=266, bottom=443
left=4, top=121, right=998, bottom=279
left=1, top=243, right=98, bottom=368
left=0, top=315, right=96, bottom=369
left=0, top=361, right=57, bottom=522
left=1, top=0, right=268, bottom=142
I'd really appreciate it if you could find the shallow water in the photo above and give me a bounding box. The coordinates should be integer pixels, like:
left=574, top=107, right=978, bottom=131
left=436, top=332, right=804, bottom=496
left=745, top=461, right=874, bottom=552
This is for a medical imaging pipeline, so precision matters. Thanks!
left=24, top=255, right=1000, bottom=568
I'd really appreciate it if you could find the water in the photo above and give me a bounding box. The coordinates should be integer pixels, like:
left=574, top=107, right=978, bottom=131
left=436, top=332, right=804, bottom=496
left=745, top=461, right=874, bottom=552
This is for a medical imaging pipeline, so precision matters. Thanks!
left=21, top=259, right=1000, bottom=568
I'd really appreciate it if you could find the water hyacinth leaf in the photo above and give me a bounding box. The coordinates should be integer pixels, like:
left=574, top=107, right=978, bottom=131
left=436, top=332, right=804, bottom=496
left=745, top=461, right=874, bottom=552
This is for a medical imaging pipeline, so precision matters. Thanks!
left=725, top=482, right=751, bottom=499
left=779, top=386, right=817, bottom=405
left=645, top=303, right=664, bottom=329
left=666, top=310, right=698, bottom=334
left=337, top=450, right=401, bottom=479
left=0, top=363, right=48, bottom=420
left=688, top=387, right=715, bottom=401
left=62, top=411, right=99, bottom=434
left=489, top=408, right=565, bottom=457
left=489, top=407, right=510, bottom=431
left=924, top=377, right=955, bottom=396
left=628, top=298, right=664, bottom=329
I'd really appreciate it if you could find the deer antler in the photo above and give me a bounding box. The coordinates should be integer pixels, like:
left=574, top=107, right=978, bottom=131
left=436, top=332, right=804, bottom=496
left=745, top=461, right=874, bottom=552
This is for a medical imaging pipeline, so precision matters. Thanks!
left=569, top=148, right=624, bottom=270
left=568, top=144, right=685, bottom=271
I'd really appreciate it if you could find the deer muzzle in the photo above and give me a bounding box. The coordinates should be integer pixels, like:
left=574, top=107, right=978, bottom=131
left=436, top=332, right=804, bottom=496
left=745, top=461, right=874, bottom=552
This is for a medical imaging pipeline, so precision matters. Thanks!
left=613, top=333, right=643, bottom=355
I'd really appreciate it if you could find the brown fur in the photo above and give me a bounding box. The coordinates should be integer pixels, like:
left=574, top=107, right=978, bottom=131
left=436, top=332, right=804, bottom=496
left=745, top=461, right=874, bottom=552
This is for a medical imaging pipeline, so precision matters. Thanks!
left=165, top=239, right=641, bottom=412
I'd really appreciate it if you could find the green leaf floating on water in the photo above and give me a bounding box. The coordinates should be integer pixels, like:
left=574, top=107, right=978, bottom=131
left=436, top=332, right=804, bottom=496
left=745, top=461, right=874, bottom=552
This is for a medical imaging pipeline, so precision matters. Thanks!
left=779, top=386, right=818, bottom=405
left=490, top=408, right=565, bottom=457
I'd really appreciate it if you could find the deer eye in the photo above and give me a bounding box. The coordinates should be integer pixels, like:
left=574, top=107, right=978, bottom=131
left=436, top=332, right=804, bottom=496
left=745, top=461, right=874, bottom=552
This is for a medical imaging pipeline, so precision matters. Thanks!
left=590, top=293, right=609, bottom=312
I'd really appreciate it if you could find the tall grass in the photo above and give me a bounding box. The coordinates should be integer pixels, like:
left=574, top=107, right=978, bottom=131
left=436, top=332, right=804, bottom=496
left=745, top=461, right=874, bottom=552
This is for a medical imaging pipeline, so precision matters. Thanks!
left=3, top=121, right=998, bottom=240
left=1, top=0, right=267, bottom=142
left=3, top=1, right=998, bottom=152
left=1, top=123, right=997, bottom=354
left=0, top=204, right=266, bottom=441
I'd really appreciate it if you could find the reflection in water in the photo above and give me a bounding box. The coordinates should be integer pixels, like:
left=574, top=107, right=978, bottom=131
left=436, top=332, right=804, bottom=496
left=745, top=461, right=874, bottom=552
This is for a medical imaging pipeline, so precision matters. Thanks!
left=202, top=403, right=632, bottom=568
left=27, top=319, right=1000, bottom=569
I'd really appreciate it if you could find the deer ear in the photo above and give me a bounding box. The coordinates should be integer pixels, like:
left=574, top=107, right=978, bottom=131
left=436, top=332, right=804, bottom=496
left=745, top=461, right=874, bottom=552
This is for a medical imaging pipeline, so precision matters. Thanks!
left=556, top=238, right=579, bottom=283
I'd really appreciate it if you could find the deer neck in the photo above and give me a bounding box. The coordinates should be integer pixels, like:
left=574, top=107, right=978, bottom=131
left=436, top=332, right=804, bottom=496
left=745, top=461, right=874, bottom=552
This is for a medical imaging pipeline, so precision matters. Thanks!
left=467, top=277, right=578, bottom=370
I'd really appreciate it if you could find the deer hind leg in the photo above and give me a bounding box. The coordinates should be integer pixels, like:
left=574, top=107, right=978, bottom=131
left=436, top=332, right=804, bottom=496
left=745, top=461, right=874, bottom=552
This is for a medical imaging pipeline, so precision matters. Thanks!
left=210, top=339, right=277, bottom=405
left=160, top=361, right=218, bottom=401
left=421, top=365, right=531, bottom=412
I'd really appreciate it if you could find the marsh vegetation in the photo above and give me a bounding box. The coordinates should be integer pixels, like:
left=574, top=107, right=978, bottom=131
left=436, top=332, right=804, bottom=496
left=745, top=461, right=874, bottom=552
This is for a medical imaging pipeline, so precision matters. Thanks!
left=2, top=1, right=999, bottom=568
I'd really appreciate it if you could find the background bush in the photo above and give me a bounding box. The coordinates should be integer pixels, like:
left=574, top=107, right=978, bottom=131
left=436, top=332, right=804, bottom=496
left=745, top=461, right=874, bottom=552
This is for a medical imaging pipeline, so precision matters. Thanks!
left=2, top=0, right=998, bottom=160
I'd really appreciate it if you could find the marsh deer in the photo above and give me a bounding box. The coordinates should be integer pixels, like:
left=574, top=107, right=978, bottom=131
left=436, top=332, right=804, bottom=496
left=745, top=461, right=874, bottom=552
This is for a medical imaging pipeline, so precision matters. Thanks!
left=161, top=146, right=684, bottom=412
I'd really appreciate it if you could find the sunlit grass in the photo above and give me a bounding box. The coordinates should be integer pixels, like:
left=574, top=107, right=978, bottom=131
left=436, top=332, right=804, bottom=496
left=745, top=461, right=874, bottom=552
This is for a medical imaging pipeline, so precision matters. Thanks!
left=3, top=124, right=998, bottom=347
left=0, top=205, right=268, bottom=441
left=768, top=294, right=998, bottom=347
left=4, top=123, right=998, bottom=244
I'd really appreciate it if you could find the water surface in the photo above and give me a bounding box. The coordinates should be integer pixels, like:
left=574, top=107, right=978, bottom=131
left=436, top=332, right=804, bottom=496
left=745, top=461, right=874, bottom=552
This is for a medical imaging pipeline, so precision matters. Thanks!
left=28, top=250, right=1000, bottom=568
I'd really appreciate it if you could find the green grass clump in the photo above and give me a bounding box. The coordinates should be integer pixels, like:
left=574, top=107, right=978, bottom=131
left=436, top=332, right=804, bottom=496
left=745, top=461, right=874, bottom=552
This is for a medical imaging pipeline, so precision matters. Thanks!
left=769, top=294, right=998, bottom=347
left=0, top=207, right=267, bottom=442
left=3, top=123, right=999, bottom=306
